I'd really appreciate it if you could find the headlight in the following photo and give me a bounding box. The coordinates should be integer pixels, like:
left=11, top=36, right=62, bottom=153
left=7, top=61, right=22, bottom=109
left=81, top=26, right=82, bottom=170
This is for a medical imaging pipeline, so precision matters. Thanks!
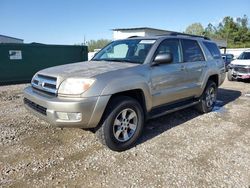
left=58, top=78, right=95, bottom=95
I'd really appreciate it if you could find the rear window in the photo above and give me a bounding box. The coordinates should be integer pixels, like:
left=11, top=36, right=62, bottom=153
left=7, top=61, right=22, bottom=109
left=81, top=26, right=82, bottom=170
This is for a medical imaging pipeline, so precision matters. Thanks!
left=181, top=39, right=205, bottom=62
left=203, top=42, right=221, bottom=59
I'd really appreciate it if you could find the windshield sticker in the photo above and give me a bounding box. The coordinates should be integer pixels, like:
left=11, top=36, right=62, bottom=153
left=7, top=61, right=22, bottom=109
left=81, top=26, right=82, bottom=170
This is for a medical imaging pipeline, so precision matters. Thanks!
left=139, top=40, right=156, bottom=44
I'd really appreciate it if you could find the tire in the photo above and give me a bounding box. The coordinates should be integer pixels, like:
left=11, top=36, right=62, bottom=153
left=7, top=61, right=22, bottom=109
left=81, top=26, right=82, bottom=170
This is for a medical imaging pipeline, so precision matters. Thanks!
left=227, top=70, right=234, bottom=81
left=96, top=96, right=144, bottom=151
left=196, top=80, right=217, bottom=113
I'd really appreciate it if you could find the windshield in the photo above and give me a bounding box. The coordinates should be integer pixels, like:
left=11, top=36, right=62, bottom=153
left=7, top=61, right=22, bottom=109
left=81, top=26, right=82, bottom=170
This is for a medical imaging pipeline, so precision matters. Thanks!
left=238, top=52, right=250, bottom=60
left=92, top=39, right=156, bottom=64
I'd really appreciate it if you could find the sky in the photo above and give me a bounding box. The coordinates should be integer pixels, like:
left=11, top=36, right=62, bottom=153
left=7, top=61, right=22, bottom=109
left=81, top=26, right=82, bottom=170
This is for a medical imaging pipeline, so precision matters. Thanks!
left=1, top=0, right=249, bottom=44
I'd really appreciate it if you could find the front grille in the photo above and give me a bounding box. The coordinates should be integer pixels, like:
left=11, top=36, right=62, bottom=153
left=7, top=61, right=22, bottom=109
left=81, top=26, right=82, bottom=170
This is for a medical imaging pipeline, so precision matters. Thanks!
left=24, top=98, right=47, bottom=115
left=31, top=74, right=57, bottom=95
left=234, top=66, right=250, bottom=74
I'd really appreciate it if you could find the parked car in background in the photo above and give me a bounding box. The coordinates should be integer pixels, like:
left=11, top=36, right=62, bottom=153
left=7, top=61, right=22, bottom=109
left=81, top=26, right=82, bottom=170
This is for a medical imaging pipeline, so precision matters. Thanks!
left=227, top=50, right=250, bottom=81
left=23, top=33, right=225, bottom=151
left=222, top=53, right=234, bottom=71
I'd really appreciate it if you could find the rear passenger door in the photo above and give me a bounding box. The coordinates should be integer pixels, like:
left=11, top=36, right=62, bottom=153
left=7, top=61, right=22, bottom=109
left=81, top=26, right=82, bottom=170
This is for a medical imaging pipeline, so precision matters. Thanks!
left=180, top=39, right=206, bottom=96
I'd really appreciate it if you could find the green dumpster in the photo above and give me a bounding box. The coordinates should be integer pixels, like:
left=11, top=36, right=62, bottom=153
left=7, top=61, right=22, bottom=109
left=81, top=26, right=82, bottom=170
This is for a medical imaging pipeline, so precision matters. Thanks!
left=0, top=43, right=88, bottom=84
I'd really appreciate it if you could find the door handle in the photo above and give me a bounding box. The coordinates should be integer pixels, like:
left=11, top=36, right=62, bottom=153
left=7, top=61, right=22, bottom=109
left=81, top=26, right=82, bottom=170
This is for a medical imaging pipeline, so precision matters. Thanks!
left=180, top=65, right=186, bottom=71
left=203, top=62, right=208, bottom=67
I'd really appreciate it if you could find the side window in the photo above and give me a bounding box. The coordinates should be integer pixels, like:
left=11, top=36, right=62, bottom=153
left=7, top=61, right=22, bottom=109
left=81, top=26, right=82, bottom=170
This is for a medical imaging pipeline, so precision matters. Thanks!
left=155, top=39, right=181, bottom=63
left=203, top=42, right=221, bottom=59
left=181, top=39, right=205, bottom=62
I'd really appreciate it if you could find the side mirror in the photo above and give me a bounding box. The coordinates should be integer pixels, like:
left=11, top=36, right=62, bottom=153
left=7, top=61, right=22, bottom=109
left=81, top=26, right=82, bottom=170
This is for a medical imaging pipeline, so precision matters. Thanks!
left=153, top=53, right=173, bottom=65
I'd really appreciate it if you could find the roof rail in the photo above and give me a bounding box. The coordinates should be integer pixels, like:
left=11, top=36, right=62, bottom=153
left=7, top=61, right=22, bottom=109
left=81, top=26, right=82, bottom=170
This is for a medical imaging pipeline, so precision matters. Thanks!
left=158, top=32, right=210, bottom=40
left=127, top=35, right=140, bottom=38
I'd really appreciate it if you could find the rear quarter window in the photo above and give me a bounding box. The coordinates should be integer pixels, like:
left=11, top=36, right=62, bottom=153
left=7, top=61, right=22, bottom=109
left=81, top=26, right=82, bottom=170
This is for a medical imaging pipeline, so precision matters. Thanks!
left=181, top=39, right=205, bottom=62
left=203, top=42, right=221, bottom=60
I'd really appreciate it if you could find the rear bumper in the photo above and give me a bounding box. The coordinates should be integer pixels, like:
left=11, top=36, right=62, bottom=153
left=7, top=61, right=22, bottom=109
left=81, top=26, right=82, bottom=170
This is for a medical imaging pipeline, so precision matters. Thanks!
left=23, top=86, right=110, bottom=128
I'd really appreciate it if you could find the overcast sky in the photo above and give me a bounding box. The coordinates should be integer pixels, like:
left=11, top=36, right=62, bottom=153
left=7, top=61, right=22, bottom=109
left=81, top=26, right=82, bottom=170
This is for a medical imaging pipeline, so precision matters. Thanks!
left=1, top=0, right=249, bottom=44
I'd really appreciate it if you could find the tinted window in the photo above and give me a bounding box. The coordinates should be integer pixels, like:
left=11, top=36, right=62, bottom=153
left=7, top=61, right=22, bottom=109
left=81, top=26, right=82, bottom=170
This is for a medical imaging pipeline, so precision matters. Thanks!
left=181, top=39, right=205, bottom=62
left=238, top=52, right=250, bottom=60
left=203, top=42, right=221, bottom=59
left=155, top=39, right=181, bottom=63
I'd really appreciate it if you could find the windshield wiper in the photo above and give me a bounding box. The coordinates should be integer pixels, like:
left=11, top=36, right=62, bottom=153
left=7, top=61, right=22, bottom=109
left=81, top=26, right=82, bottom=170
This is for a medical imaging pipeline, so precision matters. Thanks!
left=122, top=59, right=141, bottom=64
left=92, top=59, right=102, bottom=61
left=92, top=58, right=119, bottom=62
left=95, top=58, right=141, bottom=64
left=105, top=58, right=123, bottom=62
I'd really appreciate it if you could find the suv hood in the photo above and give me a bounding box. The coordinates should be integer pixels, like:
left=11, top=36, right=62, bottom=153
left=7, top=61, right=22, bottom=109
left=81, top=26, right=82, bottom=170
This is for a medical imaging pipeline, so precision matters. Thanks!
left=231, top=59, right=250, bottom=66
left=37, top=61, right=138, bottom=79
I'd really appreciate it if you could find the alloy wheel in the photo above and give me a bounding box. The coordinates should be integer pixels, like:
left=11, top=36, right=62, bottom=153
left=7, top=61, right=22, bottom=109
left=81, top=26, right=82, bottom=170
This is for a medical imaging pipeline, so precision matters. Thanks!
left=113, top=108, right=138, bottom=142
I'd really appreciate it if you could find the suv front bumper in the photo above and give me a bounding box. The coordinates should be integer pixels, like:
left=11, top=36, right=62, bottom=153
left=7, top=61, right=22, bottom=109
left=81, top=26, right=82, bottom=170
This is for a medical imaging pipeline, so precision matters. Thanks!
left=230, top=65, right=250, bottom=79
left=231, top=70, right=250, bottom=79
left=23, top=86, right=110, bottom=128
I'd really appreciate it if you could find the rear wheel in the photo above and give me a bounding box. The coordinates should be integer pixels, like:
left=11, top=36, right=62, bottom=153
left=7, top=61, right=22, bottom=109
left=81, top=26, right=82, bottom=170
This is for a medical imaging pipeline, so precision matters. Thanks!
left=96, top=96, right=144, bottom=151
left=196, top=80, right=217, bottom=113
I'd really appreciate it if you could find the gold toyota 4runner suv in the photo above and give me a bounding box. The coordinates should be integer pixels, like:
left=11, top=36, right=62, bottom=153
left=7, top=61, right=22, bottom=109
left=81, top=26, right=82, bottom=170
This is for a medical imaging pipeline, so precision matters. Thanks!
left=24, top=33, right=226, bottom=151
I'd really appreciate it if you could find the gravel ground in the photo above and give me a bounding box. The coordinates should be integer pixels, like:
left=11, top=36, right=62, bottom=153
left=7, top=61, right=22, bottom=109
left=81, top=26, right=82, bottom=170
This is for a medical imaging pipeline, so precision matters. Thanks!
left=0, top=78, right=250, bottom=187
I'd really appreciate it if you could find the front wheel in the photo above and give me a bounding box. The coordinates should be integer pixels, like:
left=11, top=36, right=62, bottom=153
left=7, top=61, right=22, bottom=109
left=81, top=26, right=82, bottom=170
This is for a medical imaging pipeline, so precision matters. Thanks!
left=196, top=80, right=217, bottom=113
left=96, top=96, right=144, bottom=151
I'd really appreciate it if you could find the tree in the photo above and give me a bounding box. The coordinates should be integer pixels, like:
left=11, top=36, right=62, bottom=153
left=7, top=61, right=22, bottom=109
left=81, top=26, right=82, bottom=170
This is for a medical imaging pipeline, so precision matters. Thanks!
left=186, top=15, right=250, bottom=48
left=87, top=39, right=112, bottom=52
left=185, top=23, right=204, bottom=35
left=204, top=23, right=218, bottom=38
left=216, top=15, right=250, bottom=47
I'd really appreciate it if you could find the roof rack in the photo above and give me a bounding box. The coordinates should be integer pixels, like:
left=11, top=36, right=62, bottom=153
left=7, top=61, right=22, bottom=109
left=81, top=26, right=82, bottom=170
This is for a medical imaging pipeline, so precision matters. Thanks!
left=158, top=32, right=210, bottom=40
left=127, top=35, right=140, bottom=38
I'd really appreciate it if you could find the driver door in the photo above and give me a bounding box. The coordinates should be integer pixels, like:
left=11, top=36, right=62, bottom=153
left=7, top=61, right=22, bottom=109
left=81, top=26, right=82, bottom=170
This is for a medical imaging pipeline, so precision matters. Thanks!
left=150, top=39, right=189, bottom=107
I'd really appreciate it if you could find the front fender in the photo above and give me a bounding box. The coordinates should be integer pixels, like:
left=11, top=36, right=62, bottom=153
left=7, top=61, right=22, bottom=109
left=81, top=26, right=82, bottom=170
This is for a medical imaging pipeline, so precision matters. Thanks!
left=101, top=75, right=153, bottom=112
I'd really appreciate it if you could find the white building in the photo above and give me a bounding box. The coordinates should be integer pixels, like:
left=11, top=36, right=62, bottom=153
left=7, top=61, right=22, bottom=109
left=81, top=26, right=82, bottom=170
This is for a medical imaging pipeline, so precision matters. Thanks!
left=0, top=34, right=23, bottom=43
left=112, top=27, right=227, bottom=48
left=113, top=27, right=174, bottom=40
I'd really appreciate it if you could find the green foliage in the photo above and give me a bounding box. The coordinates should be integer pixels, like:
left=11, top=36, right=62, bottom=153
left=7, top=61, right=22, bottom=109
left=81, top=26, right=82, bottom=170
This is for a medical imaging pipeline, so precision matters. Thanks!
left=185, top=23, right=204, bottom=36
left=87, top=39, right=112, bottom=52
left=185, top=15, right=250, bottom=48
